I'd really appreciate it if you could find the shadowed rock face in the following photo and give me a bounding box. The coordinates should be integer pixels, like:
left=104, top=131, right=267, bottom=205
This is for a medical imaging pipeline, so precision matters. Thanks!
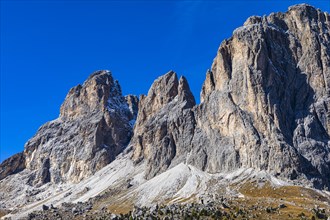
left=125, top=95, right=139, bottom=121
left=131, top=4, right=330, bottom=188
left=192, top=4, right=330, bottom=188
left=0, top=153, right=25, bottom=181
left=1, top=71, right=137, bottom=186
left=0, top=4, right=329, bottom=190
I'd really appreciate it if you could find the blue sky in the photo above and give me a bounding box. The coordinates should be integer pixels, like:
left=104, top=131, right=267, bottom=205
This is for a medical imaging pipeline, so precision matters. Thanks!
left=1, top=0, right=329, bottom=162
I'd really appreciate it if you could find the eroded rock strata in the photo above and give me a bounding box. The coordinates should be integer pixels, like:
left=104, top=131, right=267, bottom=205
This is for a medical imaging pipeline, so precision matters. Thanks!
left=1, top=71, right=137, bottom=185
left=129, top=4, right=330, bottom=188
left=0, top=6, right=329, bottom=218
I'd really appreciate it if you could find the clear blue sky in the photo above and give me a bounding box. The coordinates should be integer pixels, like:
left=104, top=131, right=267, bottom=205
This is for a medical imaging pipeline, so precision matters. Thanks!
left=1, top=0, right=329, bottom=162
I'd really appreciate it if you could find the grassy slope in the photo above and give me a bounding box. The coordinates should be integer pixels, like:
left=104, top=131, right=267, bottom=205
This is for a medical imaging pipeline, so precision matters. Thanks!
left=90, top=178, right=330, bottom=219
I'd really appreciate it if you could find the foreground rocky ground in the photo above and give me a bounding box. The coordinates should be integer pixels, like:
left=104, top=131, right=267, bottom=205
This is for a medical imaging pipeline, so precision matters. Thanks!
left=2, top=182, right=329, bottom=220
left=2, top=199, right=329, bottom=220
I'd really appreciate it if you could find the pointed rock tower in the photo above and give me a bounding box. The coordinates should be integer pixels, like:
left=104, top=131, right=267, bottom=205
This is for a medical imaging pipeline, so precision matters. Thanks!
left=130, top=71, right=196, bottom=179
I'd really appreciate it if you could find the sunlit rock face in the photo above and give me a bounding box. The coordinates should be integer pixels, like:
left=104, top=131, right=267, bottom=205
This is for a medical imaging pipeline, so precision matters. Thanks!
left=192, top=4, right=329, bottom=188
left=131, top=4, right=330, bottom=188
left=0, top=153, right=26, bottom=181
left=1, top=4, right=329, bottom=190
left=130, top=71, right=196, bottom=179
left=10, top=71, right=137, bottom=185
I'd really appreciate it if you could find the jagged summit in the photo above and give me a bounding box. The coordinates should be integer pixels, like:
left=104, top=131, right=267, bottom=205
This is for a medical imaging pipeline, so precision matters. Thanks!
left=178, top=76, right=196, bottom=108
left=133, top=70, right=195, bottom=129
left=1, top=70, right=138, bottom=185
left=128, top=3, right=330, bottom=187
left=86, top=69, right=111, bottom=79
left=130, top=71, right=196, bottom=179
left=60, top=70, right=124, bottom=120
left=288, top=3, right=319, bottom=11
left=146, top=70, right=179, bottom=106
left=0, top=152, right=25, bottom=181
left=199, top=3, right=330, bottom=187
left=0, top=4, right=329, bottom=219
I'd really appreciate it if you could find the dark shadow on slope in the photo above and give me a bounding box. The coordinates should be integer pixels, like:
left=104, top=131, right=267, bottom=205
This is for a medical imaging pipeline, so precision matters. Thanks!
left=261, top=22, right=330, bottom=189
left=0, top=152, right=26, bottom=181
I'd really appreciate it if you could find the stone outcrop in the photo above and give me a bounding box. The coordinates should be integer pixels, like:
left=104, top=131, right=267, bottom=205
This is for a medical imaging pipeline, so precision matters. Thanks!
left=1, top=4, right=329, bottom=191
left=1, top=70, right=137, bottom=185
left=0, top=153, right=25, bottom=181
left=1, top=5, right=330, bottom=219
left=190, top=4, right=330, bottom=187
left=130, top=4, right=330, bottom=188
left=125, top=95, right=139, bottom=122
left=130, top=71, right=196, bottom=179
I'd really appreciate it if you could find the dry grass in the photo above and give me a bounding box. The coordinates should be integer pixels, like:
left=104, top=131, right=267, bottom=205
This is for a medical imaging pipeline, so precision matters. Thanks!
left=91, top=185, right=137, bottom=215
left=240, top=182, right=326, bottom=200
left=237, top=181, right=330, bottom=219
left=89, top=178, right=330, bottom=219
left=0, top=209, right=9, bottom=218
left=107, top=199, right=133, bottom=215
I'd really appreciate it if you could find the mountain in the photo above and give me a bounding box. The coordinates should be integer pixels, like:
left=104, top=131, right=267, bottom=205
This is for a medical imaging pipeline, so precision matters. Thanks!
left=0, top=71, right=138, bottom=185
left=198, top=3, right=330, bottom=187
left=0, top=4, right=329, bottom=219
left=130, top=71, right=196, bottom=179
left=130, top=3, right=330, bottom=188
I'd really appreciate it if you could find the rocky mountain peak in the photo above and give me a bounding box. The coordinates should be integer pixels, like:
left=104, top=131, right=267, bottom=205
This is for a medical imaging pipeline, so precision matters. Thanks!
left=132, top=71, right=195, bottom=130
left=288, top=3, right=319, bottom=14
left=178, top=76, right=196, bottom=108
left=133, top=71, right=178, bottom=126
left=147, top=70, right=179, bottom=107
left=200, top=69, right=215, bottom=103
left=1, top=5, right=330, bottom=219
left=1, top=70, right=137, bottom=185
left=130, top=71, right=196, bottom=179
left=196, top=4, right=330, bottom=188
left=60, top=70, right=122, bottom=120
left=0, top=153, right=25, bottom=181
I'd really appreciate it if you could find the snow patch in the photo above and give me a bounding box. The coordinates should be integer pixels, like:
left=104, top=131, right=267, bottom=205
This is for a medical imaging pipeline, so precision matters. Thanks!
left=233, top=24, right=260, bottom=35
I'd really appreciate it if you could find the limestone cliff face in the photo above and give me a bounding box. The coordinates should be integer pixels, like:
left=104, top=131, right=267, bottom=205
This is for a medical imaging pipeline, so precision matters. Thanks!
left=1, top=4, right=329, bottom=190
left=0, top=153, right=25, bottom=181
left=2, top=71, right=137, bottom=185
left=125, top=95, right=139, bottom=121
left=192, top=4, right=330, bottom=188
left=130, top=71, right=196, bottom=179
left=131, top=4, right=330, bottom=188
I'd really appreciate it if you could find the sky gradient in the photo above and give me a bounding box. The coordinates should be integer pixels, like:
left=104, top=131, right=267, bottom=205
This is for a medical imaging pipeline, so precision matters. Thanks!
left=1, top=0, right=329, bottom=162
